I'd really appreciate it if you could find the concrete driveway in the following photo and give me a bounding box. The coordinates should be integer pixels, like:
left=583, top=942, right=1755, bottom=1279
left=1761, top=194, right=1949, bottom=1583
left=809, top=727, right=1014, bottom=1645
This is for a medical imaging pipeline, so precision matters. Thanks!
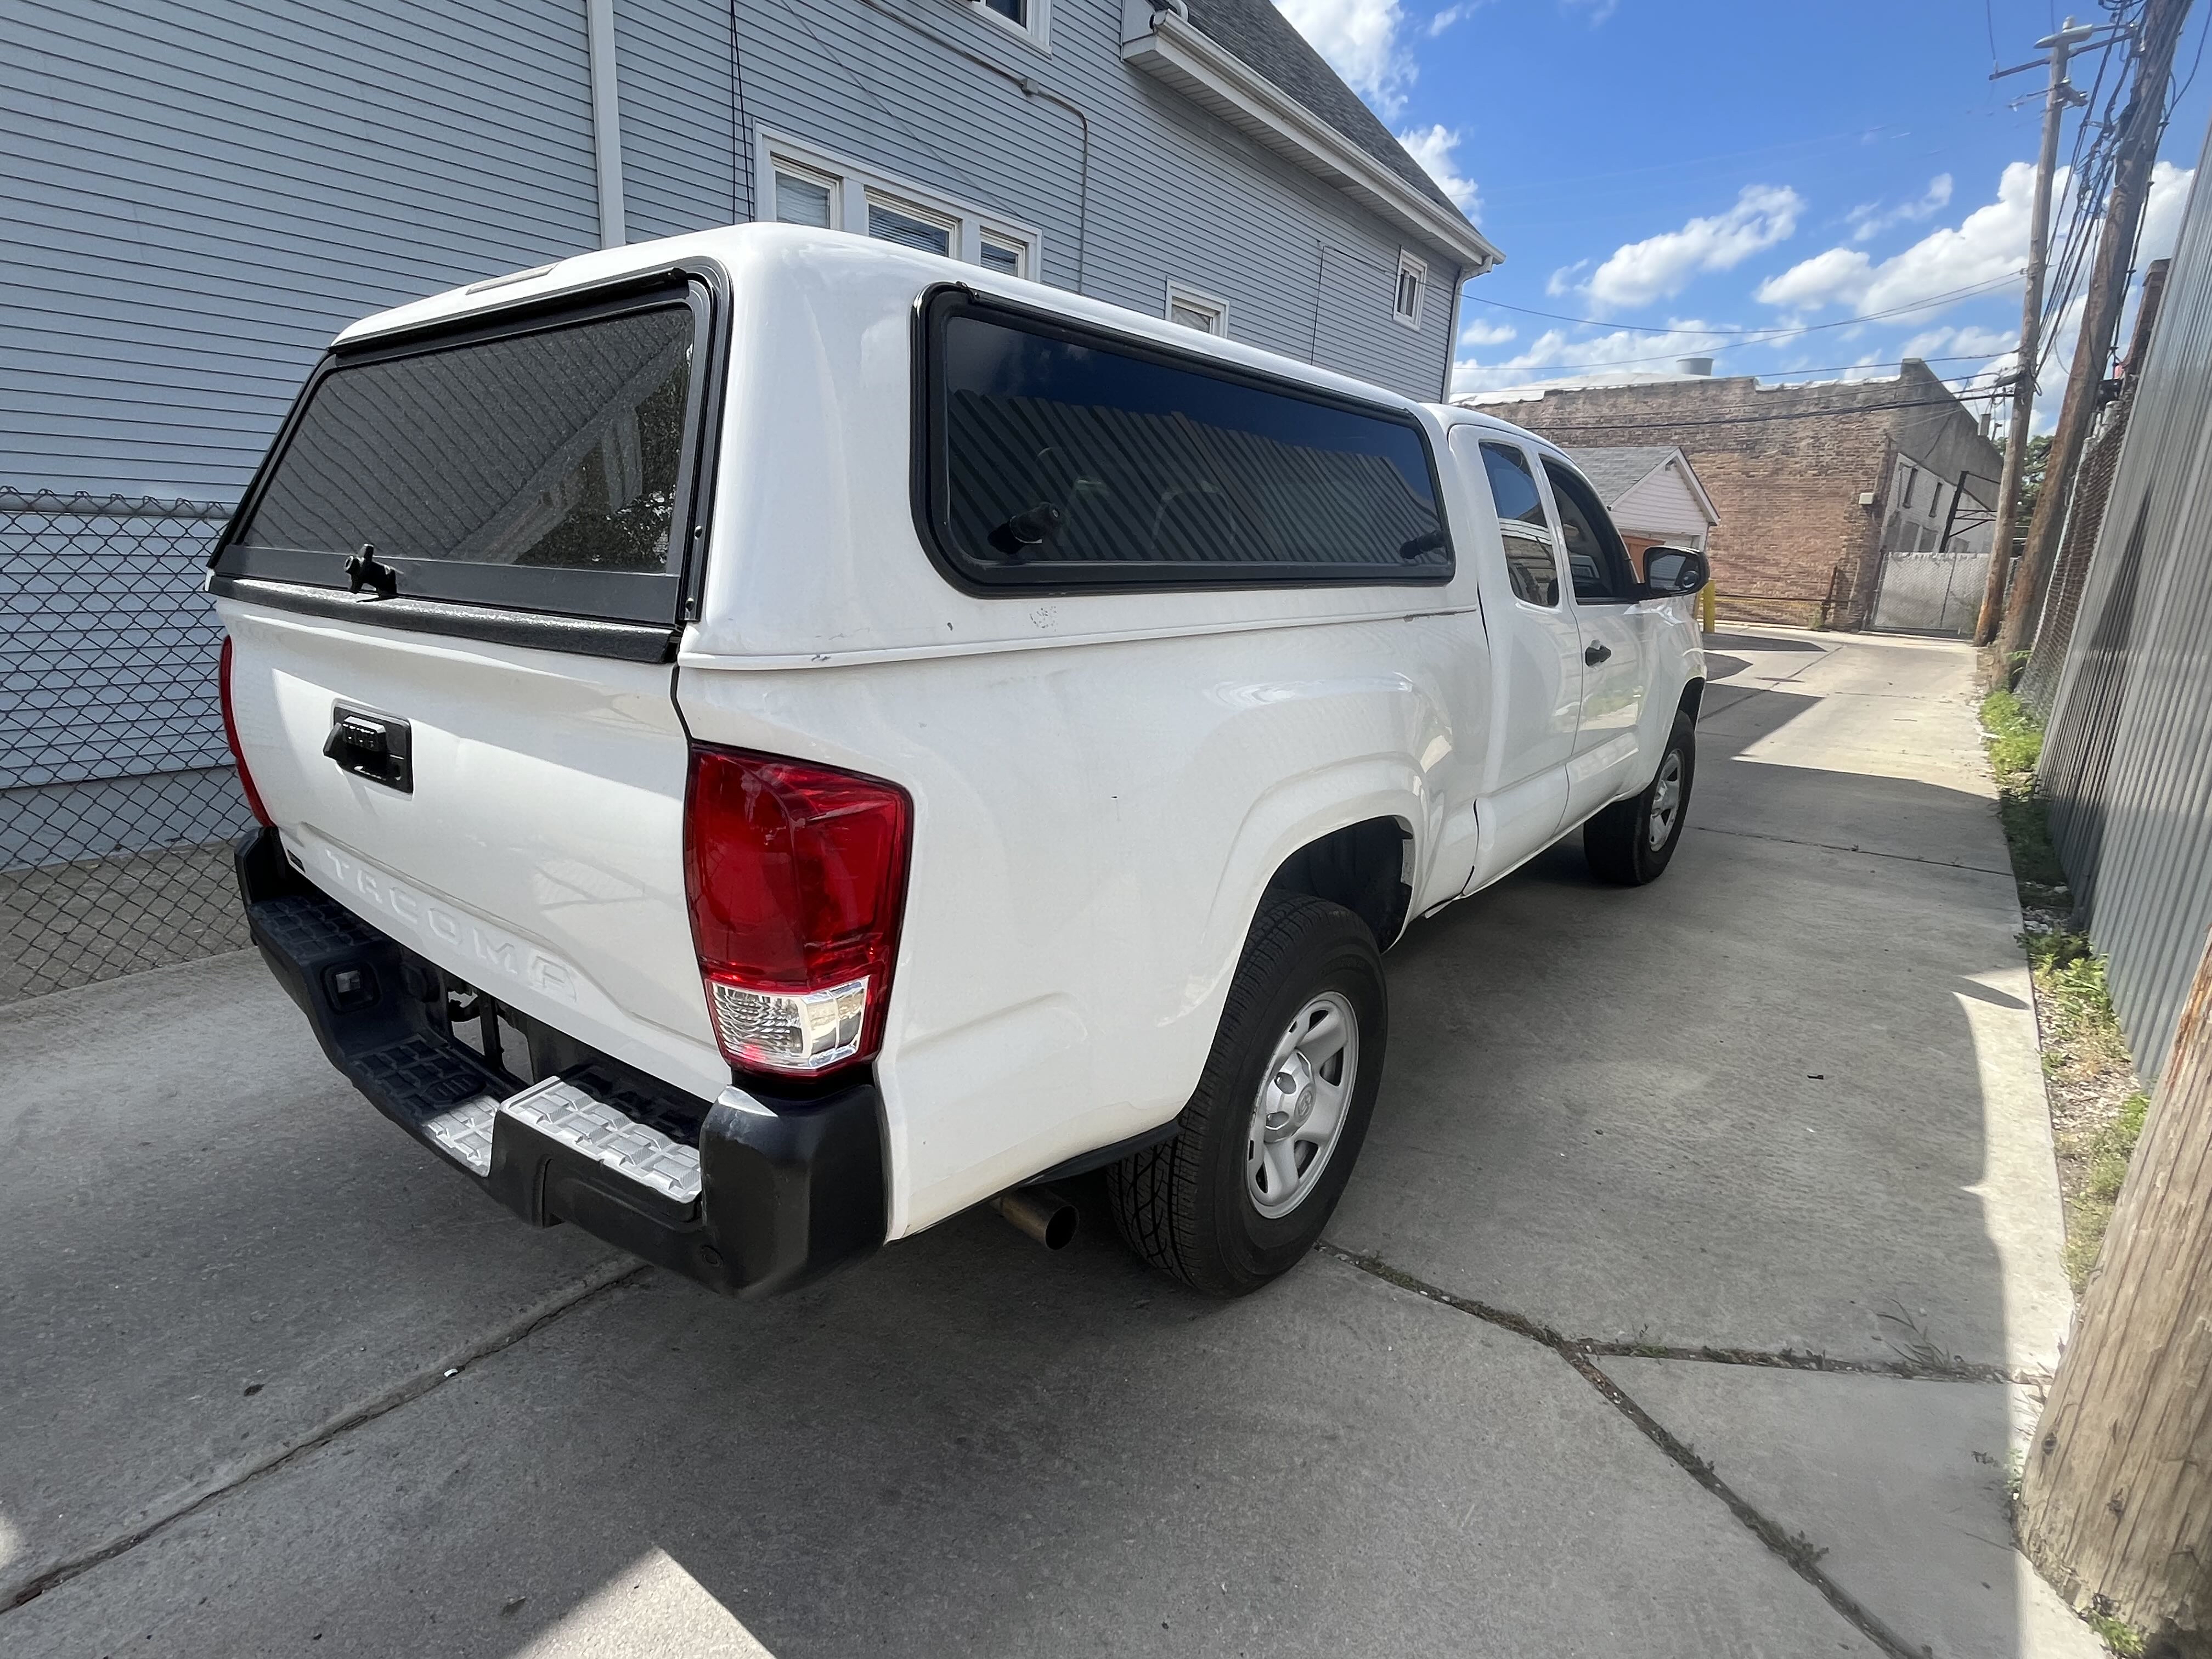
left=0, top=629, right=2095, bottom=1657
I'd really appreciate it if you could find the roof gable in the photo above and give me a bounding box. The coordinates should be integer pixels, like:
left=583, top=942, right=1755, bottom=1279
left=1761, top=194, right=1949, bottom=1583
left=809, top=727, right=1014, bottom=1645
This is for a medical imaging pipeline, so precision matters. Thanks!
left=1179, top=0, right=1458, bottom=217
left=1565, top=445, right=1718, bottom=528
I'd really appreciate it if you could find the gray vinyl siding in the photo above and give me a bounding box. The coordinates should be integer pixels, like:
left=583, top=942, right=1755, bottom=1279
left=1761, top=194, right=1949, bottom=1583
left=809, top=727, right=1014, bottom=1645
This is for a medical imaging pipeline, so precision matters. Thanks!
left=612, top=0, right=743, bottom=239
left=2039, top=121, right=2212, bottom=1084
left=4, top=0, right=1468, bottom=499
left=3, top=0, right=603, bottom=500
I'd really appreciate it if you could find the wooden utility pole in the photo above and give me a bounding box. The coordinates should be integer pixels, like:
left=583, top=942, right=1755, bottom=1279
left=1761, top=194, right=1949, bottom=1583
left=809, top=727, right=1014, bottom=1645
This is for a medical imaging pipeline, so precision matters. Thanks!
left=2019, top=926, right=2212, bottom=1651
left=1974, top=17, right=2094, bottom=647
left=1998, top=0, right=2194, bottom=657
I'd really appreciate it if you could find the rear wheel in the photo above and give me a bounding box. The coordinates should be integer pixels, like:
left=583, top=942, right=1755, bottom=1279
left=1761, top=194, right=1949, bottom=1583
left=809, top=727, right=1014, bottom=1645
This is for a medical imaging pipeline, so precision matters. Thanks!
left=1585, top=711, right=1695, bottom=885
left=1107, top=893, right=1386, bottom=1296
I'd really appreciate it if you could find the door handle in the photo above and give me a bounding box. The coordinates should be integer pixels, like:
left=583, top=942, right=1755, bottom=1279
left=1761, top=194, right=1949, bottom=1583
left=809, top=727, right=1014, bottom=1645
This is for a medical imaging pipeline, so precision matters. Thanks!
left=324, top=705, right=413, bottom=793
left=1584, top=641, right=1612, bottom=666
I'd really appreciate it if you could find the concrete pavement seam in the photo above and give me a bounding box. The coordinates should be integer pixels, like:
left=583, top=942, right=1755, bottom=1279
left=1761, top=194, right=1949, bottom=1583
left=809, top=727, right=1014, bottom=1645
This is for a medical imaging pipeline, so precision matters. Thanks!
left=1689, top=822, right=2015, bottom=877
left=1, top=1258, right=648, bottom=1615
left=1316, top=1242, right=1936, bottom=1659
left=1314, top=1244, right=2033, bottom=1384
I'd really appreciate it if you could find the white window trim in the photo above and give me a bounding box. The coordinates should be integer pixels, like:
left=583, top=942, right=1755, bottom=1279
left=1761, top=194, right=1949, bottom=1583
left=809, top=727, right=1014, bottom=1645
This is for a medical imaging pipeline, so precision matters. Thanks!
left=753, top=128, right=1043, bottom=279
left=961, top=0, right=1051, bottom=52
left=1393, top=250, right=1427, bottom=332
left=1164, top=281, right=1229, bottom=336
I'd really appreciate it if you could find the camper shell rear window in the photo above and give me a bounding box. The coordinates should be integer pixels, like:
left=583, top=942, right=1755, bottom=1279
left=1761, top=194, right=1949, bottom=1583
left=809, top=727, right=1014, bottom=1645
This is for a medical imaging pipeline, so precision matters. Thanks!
left=215, top=280, right=714, bottom=627
left=915, top=289, right=1452, bottom=593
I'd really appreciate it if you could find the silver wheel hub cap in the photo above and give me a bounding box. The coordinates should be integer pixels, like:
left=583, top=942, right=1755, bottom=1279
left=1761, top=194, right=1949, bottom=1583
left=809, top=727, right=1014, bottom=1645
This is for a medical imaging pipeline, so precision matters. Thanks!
left=1647, top=751, right=1684, bottom=851
left=1245, top=991, right=1359, bottom=1220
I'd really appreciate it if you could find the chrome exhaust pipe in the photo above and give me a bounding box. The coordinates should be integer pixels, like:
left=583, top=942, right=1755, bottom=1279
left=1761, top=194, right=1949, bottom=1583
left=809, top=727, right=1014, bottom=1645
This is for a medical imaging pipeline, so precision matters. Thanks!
left=990, top=1185, right=1079, bottom=1250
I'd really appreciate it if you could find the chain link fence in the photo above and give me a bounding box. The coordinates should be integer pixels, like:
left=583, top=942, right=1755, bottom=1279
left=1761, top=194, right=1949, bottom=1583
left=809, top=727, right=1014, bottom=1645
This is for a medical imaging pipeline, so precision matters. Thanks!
left=2, top=489, right=256, bottom=1002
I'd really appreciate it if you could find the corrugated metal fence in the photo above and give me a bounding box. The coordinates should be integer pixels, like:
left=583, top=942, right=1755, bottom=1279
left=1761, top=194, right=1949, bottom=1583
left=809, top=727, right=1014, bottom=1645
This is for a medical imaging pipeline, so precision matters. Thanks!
left=1, top=490, right=254, bottom=1002
left=2038, top=119, right=2212, bottom=1083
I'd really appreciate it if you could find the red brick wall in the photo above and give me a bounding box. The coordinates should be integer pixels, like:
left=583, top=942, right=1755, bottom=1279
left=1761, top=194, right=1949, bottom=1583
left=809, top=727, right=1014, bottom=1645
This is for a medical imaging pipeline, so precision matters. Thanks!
left=1469, top=362, right=2001, bottom=630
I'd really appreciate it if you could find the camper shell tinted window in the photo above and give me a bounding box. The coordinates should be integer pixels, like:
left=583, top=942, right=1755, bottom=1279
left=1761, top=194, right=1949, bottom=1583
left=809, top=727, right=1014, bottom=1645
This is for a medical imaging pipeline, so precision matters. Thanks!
left=215, top=282, right=714, bottom=627
left=916, top=290, right=1451, bottom=592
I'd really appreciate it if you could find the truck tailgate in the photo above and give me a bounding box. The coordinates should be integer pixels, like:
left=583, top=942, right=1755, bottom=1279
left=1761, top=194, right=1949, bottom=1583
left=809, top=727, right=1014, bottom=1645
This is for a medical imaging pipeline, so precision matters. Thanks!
left=219, top=601, right=725, bottom=1099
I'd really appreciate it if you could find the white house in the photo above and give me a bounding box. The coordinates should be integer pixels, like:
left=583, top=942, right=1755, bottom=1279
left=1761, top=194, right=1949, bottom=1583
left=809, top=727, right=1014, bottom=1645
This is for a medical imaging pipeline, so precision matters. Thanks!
left=1564, top=446, right=1718, bottom=561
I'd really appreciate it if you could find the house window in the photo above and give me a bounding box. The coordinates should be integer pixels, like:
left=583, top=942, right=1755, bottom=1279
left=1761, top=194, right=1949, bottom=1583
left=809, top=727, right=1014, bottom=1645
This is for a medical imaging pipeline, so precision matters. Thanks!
left=772, top=162, right=838, bottom=230
left=968, top=0, right=1049, bottom=47
left=1393, top=251, right=1427, bottom=330
left=758, top=131, right=1041, bottom=280
left=1165, top=283, right=1227, bottom=336
left=867, top=198, right=955, bottom=257
left=1897, top=460, right=1917, bottom=510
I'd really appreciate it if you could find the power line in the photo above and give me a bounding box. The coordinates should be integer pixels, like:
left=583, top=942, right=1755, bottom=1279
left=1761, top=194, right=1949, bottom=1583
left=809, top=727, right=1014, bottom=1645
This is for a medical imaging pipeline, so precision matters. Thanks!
left=1460, top=270, right=2025, bottom=339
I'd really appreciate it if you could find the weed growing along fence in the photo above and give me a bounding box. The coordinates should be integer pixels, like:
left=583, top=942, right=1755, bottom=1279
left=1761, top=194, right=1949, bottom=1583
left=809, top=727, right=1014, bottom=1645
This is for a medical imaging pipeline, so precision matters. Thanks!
left=1979, top=686, right=2147, bottom=1294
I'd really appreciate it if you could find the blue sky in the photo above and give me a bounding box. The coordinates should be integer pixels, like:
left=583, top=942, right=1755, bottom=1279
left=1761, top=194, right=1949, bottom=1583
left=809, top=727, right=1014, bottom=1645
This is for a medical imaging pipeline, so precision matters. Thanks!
left=1275, top=0, right=2211, bottom=427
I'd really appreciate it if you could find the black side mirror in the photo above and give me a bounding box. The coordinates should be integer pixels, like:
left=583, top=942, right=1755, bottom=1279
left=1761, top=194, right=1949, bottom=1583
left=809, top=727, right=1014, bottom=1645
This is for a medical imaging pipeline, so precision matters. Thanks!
left=1641, top=547, right=1709, bottom=597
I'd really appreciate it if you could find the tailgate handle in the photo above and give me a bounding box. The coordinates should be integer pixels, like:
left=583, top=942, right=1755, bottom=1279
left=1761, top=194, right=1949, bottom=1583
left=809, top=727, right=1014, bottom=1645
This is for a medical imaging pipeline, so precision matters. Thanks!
left=323, top=706, right=413, bottom=794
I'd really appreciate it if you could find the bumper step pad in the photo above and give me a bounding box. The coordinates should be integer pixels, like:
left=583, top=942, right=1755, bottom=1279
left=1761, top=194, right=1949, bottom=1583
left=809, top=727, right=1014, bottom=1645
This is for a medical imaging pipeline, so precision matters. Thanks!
left=503, top=1078, right=703, bottom=1203
left=424, top=1095, right=500, bottom=1176
left=423, top=1076, right=703, bottom=1203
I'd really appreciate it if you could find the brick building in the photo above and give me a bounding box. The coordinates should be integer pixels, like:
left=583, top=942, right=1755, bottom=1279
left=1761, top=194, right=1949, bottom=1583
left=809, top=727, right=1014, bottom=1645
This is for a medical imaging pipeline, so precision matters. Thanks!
left=1462, top=359, right=2003, bottom=630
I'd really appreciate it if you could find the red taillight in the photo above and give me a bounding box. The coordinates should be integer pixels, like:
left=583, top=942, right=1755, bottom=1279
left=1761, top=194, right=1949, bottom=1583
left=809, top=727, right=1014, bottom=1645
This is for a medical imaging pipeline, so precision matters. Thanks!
left=218, top=635, right=274, bottom=828
left=684, top=745, right=912, bottom=1078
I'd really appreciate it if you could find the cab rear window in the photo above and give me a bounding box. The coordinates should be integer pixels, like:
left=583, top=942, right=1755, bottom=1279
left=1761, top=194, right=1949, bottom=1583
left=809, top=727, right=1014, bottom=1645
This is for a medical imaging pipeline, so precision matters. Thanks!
left=218, top=290, right=707, bottom=624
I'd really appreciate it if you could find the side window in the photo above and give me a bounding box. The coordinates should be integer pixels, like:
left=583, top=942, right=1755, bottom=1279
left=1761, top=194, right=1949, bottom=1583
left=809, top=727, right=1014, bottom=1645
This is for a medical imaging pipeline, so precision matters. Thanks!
left=1543, top=461, right=1636, bottom=602
left=920, top=294, right=1452, bottom=589
left=1479, top=441, right=1559, bottom=607
left=1393, top=252, right=1427, bottom=330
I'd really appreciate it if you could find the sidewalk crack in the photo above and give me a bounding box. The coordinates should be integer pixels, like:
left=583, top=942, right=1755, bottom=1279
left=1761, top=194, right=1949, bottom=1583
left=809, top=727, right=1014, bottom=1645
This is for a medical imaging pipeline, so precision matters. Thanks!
left=1317, top=1242, right=1932, bottom=1659
left=1691, top=822, right=2013, bottom=877
left=2, top=1260, right=647, bottom=1615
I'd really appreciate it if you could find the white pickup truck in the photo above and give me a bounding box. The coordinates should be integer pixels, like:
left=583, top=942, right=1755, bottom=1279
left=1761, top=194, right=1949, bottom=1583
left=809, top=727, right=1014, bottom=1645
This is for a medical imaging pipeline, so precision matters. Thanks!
left=213, top=226, right=1706, bottom=1299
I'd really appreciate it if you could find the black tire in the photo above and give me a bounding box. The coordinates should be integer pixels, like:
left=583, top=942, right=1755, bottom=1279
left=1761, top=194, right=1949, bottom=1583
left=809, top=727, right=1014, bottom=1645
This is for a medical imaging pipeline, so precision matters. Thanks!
left=1584, top=710, right=1696, bottom=886
left=1106, top=893, right=1387, bottom=1296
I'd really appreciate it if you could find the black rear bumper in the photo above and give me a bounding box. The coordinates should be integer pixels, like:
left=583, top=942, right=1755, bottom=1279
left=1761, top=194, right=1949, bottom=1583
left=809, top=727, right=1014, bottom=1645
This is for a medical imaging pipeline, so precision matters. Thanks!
left=235, top=827, right=885, bottom=1298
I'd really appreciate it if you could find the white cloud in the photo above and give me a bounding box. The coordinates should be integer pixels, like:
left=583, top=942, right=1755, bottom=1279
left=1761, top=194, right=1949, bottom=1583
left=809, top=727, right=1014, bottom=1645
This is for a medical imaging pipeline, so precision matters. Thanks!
left=1427, top=3, right=1470, bottom=33
left=1577, top=185, right=1803, bottom=309
left=1459, top=317, right=1516, bottom=346
left=1396, top=124, right=1480, bottom=212
left=1561, top=0, right=1619, bottom=21
left=2138, top=161, right=2197, bottom=263
left=1276, top=0, right=1411, bottom=115
left=1451, top=320, right=1734, bottom=397
left=1847, top=174, right=1954, bottom=242
left=1756, top=246, right=1873, bottom=311
left=1756, top=161, right=2049, bottom=317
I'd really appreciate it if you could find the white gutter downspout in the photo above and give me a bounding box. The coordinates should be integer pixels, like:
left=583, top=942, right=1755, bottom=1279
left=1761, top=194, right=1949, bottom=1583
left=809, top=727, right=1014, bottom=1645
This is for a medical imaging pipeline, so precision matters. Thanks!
left=1440, top=264, right=1466, bottom=402
left=585, top=0, right=627, bottom=248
